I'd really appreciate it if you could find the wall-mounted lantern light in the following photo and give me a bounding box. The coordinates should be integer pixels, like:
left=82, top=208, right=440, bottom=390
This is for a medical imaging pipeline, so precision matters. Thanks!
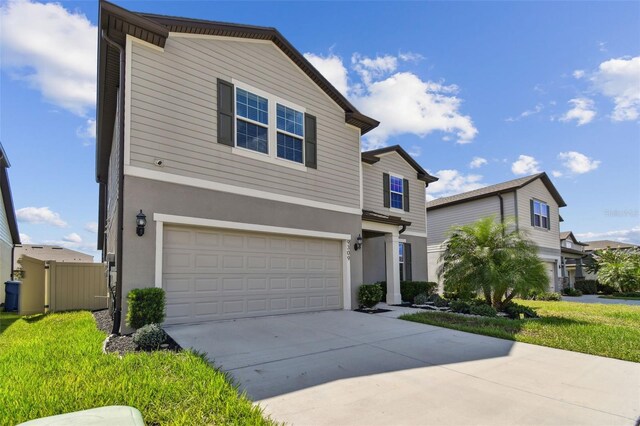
left=354, top=234, right=363, bottom=251
left=136, top=210, right=147, bottom=236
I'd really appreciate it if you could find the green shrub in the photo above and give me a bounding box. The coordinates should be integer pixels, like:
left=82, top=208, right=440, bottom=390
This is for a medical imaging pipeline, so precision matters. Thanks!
left=562, top=287, right=583, bottom=297
left=358, top=284, right=383, bottom=308
left=377, top=281, right=387, bottom=302
left=503, top=302, right=538, bottom=319
left=413, top=293, right=429, bottom=305
left=401, top=281, right=438, bottom=303
left=469, top=304, right=497, bottom=317
left=612, top=291, right=640, bottom=298
left=427, top=294, right=449, bottom=307
left=575, top=280, right=597, bottom=295
left=449, top=300, right=471, bottom=314
left=597, top=283, right=617, bottom=295
left=535, top=291, right=562, bottom=301
left=126, top=288, right=166, bottom=329
left=132, top=323, right=166, bottom=351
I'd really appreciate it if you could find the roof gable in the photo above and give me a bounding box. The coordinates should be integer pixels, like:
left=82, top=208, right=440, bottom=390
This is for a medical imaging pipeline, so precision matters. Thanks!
left=361, top=145, right=438, bottom=184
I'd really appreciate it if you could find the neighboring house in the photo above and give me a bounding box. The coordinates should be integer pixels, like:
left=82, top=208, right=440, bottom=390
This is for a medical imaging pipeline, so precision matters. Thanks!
left=581, top=240, right=639, bottom=281
left=559, top=231, right=588, bottom=287
left=13, top=245, right=94, bottom=268
left=427, top=172, right=566, bottom=292
left=0, top=142, right=20, bottom=305
left=96, top=1, right=436, bottom=331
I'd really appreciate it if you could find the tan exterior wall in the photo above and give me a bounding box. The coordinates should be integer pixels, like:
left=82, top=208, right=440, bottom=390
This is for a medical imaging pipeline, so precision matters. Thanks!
left=516, top=179, right=561, bottom=251
left=128, top=36, right=361, bottom=210
left=427, top=196, right=502, bottom=246
left=362, top=153, right=427, bottom=234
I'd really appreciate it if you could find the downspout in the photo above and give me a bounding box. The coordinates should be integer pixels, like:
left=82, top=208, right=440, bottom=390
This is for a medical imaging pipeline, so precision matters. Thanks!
left=102, top=30, right=126, bottom=335
left=497, top=193, right=505, bottom=224
left=399, top=225, right=407, bottom=234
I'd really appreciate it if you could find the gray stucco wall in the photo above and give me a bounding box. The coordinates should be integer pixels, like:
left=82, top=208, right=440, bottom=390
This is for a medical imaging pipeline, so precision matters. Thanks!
left=362, top=234, right=428, bottom=284
left=120, top=175, right=363, bottom=332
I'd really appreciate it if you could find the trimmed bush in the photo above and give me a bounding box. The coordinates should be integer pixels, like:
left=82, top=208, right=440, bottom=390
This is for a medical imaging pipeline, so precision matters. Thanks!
left=575, top=280, right=597, bottom=295
left=401, top=281, right=438, bottom=303
left=535, top=292, right=562, bottom=301
left=597, top=283, right=617, bottom=295
left=503, top=302, right=538, bottom=319
left=427, top=294, right=449, bottom=307
left=449, top=300, right=471, bottom=314
left=562, top=287, right=583, bottom=297
left=413, top=293, right=429, bottom=305
left=469, top=304, right=497, bottom=317
left=358, top=284, right=383, bottom=309
left=611, top=291, right=640, bottom=298
left=377, top=281, right=387, bottom=302
left=132, top=323, right=166, bottom=351
left=126, top=288, right=166, bottom=329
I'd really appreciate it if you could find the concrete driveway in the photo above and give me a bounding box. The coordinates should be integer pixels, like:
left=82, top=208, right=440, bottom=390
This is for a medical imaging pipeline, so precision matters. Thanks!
left=167, top=310, right=640, bottom=426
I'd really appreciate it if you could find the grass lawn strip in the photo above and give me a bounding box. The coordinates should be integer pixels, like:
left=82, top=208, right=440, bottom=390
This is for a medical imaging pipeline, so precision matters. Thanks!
left=599, top=295, right=640, bottom=301
left=400, top=300, right=640, bottom=363
left=0, top=311, right=274, bottom=425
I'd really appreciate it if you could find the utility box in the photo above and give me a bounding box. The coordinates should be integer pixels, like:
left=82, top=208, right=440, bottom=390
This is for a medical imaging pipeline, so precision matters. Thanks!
left=4, top=280, right=20, bottom=312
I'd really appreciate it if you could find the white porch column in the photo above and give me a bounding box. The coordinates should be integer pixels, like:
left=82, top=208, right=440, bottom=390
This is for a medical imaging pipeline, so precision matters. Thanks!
left=385, top=233, right=401, bottom=304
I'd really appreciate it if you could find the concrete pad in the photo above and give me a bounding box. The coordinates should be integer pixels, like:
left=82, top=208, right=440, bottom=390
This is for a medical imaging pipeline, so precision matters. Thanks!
left=166, top=310, right=640, bottom=426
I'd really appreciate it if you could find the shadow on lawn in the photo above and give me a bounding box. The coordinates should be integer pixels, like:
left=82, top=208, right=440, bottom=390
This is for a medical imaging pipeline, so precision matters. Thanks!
left=0, top=311, right=45, bottom=335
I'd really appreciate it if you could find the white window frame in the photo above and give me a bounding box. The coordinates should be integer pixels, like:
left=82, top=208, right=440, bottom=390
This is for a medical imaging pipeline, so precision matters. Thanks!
left=276, top=103, right=305, bottom=164
left=532, top=199, right=549, bottom=229
left=234, top=87, right=270, bottom=156
left=389, top=173, right=405, bottom=212
left=399, top=242, right=405, bottom=281
left=232, top=79, right=307, bottom=172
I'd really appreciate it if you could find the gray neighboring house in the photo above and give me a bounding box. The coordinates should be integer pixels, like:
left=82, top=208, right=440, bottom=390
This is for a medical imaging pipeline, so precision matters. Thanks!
left=427, top=172, right=566, bottom=292
left=95, top=1, right=437, bottom=332
left=0, top=142, right=20, bottom=304
left=559, top=231, right=588, bottom=287
left=13, top=245, right=94, bottom=267
left=580, top=240, right=639, bottom=281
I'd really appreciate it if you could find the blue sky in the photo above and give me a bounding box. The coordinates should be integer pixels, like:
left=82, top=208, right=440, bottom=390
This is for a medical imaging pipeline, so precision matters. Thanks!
left=1, top=0, right=639, bottom=259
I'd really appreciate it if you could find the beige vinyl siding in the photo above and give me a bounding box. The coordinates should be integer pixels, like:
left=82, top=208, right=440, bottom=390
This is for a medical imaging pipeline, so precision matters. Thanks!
left=427, top=196, right=501, bottom=245
left=362, top=153, right=427, bottom=233
left=128, top=36, right=360, bottom=209
left=105, top=118, right=120, bottom=255
left=516, top=179, right=561, bottom=251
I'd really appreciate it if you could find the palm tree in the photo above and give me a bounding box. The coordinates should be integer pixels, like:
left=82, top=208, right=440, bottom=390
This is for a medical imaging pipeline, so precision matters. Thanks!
left=438, top=216, right=548, bottom=310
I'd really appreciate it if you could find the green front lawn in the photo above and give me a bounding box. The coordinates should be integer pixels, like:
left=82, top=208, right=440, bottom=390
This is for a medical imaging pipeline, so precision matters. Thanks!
left=599, top=295, right=640, bottom=300
left=400, top=300, right=640, bottom=362
left=0, top=311, right=273, bottom=425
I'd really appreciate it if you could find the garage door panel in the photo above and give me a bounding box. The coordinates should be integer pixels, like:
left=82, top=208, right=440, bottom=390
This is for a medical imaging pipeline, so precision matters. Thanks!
left=163, top=225, right=343, bottom=325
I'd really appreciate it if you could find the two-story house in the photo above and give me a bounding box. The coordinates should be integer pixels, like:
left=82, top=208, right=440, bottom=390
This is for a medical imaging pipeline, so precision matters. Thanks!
left=426, top=173, right=566, bottom=292
left=559, top=231, right=587, bottom=287
left=96, top=1, right=436, bottom=332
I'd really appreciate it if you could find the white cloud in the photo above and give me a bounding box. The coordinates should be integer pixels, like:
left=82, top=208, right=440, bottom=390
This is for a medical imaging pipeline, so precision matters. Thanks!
left=398, top=51, right=424, bottom=62
left=304, top=52, right=349, bottom=95
left=576, top=226, right=640, bottom=245
left=0, top=0, right=97, bottom=116
left=469, top=157, right=488, bottom=169
left=598, top=41, right=607, bottom=53
left=63, top=232, right=82, bottom=244
left=16, top=206, right=67, bottom=227
left=76, top=118, right=96, bottom=140
left=506, top=104, right=543, bottom=122
left=407, top=145, right=422, bottom=157
left=573, top=70, right=585, bottom=79
left=551, top=170, right=563, bottom=178
left=305, top=51, right=477, bottom=150
left=84, top=222, right=98, bottom=233
left=425, top=169, right=486, bottom=201
left=558, top=151, right=601, bottom=174
left=19, top=233, right=32, bottom=244
left=511, top=155, right=541, bottom=176
left=560, top=97, right=596, bottom=126
left=592, top=56, right=640, bottom=122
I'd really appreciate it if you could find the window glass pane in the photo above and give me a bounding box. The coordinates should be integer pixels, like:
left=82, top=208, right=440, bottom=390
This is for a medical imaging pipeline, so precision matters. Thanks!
left=391, top=193, right=403, bottom=209
left=541, top=216, right=548, bottom=229
left=277, top=104, right=304, bottom=137
left=237, top=119, right=268, bottom=154
left=542, top=203, right=548, bottom=217
left=236, top=88, right=268, bottom=125
left=534, top=215, right=541, bottom=227
left=399, top=243, right=404, bottom=262
left=534, top=201, right=541, bottom=215
left=390, top=176, right=403, bottom=194
left=277, top=133, right=303, bottom=163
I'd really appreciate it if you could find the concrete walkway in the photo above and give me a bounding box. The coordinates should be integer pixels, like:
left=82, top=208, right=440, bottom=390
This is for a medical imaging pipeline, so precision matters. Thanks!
left=167, top=310, right=640, bottom=426
left=562, top=294, right=640, bottom=305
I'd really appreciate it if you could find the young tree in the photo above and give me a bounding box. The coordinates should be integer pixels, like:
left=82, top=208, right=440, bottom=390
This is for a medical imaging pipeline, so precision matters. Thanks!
left=592, top=248, right=640, bottom=293
left=438, top=216, right=549, bottom=310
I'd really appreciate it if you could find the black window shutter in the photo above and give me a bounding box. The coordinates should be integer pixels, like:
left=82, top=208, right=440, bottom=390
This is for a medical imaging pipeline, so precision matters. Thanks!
left=403, top=179, right=410, bottom=212
left=305, top=114, right=317, bottom=169
left=217, top=79, right=234, bottom=146
left=547, top=205, right=551, bottom=230
left=383, top=173, right=390, bottom=208
left=530, top=199, right=535, bottom=226
left=404, top=243, right=412, bottom=281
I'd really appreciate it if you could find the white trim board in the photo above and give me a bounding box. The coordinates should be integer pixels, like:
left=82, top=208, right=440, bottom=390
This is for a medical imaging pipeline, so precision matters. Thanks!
left=124, top=165, right=361, bottom=215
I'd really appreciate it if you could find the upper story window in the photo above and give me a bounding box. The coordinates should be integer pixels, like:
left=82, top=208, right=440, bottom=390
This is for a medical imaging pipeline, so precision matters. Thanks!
left=390, top=175, right=404, bottom=209
left=566, top=241, right=572, bottom=249
left=532, top=199, right=550, bottom=230
left=236, top=88, right=269, bottom=154
left=276, top=104, right=304, bottom=163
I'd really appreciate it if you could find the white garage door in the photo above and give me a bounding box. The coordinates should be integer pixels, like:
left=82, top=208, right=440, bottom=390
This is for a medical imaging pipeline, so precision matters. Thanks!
left=162, top=225, right=343, bottom=325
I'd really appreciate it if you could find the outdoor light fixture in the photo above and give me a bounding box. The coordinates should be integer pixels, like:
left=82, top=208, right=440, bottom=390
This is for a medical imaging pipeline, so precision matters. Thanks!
left=136, top=210, right=147, bottom=236
left=354, top=234, right=363, bottom=251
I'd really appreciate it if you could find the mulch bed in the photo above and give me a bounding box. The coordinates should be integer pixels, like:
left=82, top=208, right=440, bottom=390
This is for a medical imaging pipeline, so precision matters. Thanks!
left=92, top=309, right=182, bottom=355
left=354, top=308, right=392, bottom=314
